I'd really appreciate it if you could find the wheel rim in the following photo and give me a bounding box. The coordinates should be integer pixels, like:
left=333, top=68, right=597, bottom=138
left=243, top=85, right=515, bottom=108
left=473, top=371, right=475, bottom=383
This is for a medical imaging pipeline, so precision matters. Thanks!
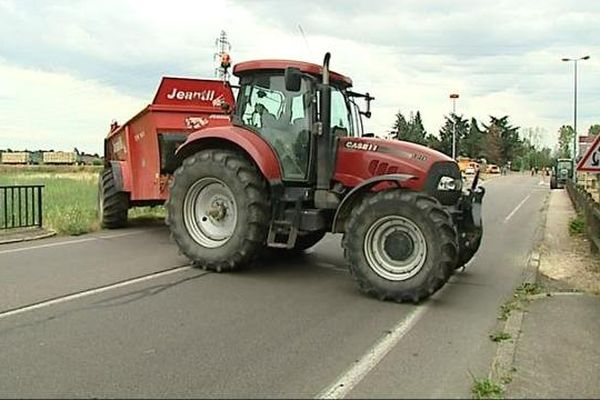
left=364, top=216, right=427, bottom=281
left=183, top=177, right=238, bottom=248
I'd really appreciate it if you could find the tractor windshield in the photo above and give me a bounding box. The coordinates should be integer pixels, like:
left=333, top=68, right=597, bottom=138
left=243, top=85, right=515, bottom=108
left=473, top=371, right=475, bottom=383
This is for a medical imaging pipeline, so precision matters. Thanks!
left=236, top=73, right=312, bottom=180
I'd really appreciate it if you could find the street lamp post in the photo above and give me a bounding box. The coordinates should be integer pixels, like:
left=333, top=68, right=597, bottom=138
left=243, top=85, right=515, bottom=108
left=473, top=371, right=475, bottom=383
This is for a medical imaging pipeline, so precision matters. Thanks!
left=561, top=55, right=590, bottom=169
left=450, top=93, right=459, bottom=159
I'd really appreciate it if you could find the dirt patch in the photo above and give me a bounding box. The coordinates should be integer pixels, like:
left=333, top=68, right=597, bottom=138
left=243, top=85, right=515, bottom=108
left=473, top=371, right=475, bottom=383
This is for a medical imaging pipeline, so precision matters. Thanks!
left=539, top=226, right=600, bottom=294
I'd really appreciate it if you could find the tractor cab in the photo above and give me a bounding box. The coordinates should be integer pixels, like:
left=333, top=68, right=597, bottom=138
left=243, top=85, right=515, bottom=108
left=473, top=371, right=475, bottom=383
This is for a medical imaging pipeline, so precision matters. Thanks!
left=232, top=59, right=366, bottom=184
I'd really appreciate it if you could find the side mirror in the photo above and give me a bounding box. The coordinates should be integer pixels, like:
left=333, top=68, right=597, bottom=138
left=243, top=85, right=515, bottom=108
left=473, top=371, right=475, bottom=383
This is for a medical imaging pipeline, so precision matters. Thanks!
left=284, top=67, right=302, bottom=92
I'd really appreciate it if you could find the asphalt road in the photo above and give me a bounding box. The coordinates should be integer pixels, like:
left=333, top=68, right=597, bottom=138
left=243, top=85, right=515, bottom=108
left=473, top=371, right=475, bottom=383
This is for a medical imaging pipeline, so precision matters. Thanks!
left=0, top=174, right=549, bottom=398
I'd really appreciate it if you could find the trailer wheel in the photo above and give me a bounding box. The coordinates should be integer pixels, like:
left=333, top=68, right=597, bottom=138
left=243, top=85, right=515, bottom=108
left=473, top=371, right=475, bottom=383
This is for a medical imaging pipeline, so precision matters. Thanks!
left=166, top=149, right=270, bottom=272
left=98, top=168, right=129, bottom=228
left=343, top=190, right=458, bottom=303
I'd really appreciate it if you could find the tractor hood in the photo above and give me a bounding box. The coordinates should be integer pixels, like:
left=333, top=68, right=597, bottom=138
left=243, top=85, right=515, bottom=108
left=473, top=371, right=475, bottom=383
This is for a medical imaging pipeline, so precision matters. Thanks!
left=334, top=136, right=456, bottom=189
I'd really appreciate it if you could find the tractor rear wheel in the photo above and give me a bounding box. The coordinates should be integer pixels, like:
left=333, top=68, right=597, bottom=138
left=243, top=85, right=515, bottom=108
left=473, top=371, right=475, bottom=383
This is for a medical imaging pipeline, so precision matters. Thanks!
left=166, top=149, right=271, bottom=272
left=98, top=168, right=129, bottom=228
left=343, top=190, right=458, bottom=303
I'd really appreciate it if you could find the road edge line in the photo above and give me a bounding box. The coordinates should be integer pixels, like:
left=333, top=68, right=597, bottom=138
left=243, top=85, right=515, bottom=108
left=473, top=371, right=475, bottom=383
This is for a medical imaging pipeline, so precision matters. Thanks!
left=315, top=304, right=429, bottom=399
left=0, top=264, right=194, bottom=320
left=0, top=228, right=156, bottom=255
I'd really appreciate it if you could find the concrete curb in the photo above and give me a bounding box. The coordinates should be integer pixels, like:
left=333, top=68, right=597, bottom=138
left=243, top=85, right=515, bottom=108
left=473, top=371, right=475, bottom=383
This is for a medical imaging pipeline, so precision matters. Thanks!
left=488, top=190, right=550, bottom=385
left=528, top=291, right=597, bottom=300
left=489, top=251, right=538, bottom=384
left=0, top=229, right=57, bottom=245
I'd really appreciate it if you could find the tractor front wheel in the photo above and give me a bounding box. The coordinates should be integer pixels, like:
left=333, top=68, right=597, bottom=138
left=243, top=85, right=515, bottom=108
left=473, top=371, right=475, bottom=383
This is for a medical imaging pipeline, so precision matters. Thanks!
left=98, top=168, right=129, bottom=229
left=343, top=190, right=458, bottom=303
left=166, top=149, right=271, bottom=272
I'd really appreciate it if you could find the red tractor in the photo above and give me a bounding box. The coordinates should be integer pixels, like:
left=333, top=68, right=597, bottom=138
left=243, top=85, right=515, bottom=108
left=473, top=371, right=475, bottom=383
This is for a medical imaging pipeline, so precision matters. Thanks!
left=101, top=53, right=484, bottom=302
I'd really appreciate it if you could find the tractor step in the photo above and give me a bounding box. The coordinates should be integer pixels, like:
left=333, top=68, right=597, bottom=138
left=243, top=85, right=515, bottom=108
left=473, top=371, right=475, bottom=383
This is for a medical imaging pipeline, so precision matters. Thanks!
left=267, top=220, right=298, bottom=249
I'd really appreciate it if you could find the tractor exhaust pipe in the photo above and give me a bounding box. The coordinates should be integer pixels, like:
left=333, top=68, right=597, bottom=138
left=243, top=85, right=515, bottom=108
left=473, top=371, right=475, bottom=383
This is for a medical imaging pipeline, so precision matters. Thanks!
left=322, top=52, right=330, bottom=85
left=314, top=52, right=339, bottom=209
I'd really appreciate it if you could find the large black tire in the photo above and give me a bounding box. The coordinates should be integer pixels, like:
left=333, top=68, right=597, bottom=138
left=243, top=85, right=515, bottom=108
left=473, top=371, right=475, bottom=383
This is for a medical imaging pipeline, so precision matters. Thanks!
left=550, top=176, right=557, bottom=190
left=342, top=190, right=458, bottom=303
left=98, top=168, right=129, bottom=228
left=165, top=149, right=270, bottom=272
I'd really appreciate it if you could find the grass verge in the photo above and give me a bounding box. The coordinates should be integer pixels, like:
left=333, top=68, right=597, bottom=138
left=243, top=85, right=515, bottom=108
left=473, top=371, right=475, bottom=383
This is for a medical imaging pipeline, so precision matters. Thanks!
left=471, top=377, right=504, bottom=399
left=0, top=169, right=164, bottom=235
left=498, top=282, right=543, bottom=321
left=489, top=331, right=512, bottom=342
left=568, top=214, right=585, bottom=236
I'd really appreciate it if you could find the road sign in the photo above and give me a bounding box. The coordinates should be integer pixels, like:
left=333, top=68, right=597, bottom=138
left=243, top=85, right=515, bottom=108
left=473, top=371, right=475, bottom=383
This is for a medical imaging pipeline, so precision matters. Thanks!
left=576, top=134, right=600, bottom=172
left=579, top=135, right=595, bottom=158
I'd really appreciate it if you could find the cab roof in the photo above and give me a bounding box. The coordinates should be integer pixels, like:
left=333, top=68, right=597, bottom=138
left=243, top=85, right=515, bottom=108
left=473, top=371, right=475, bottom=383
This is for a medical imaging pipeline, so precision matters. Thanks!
left=233, top=59, right=353, bottom=88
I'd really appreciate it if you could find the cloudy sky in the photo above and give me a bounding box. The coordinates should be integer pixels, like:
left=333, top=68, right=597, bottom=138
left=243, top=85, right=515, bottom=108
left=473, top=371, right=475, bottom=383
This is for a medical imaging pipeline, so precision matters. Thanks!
left=1, top=0, right=599, bottom=154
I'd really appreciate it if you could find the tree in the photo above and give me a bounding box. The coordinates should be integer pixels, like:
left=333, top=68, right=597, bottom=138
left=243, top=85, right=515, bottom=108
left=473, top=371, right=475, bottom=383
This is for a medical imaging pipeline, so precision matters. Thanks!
left=483, top=116, right=522, bottom=165
left=390, top=110, right=428, bottom=145
left=557, top=125, right=575, bottom=158
left=425, top=134, right=442, bottom=152
left=588, top=124, right=600, bottom=137
left=521, top=127, right=546, bottom=149
left=391, top=110, right=410, bottom=141
left=408, top=111, right=427, bottom=145
left=482, top=124, right=503, bottom=165
left=462, top=117, right=483, bottom=159
left=438, top=114, right=469, bottom=157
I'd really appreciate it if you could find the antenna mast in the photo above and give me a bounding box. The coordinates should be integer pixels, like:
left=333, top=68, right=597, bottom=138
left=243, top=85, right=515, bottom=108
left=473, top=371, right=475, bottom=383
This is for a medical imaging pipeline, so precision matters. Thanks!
left=214, top=30, right=232, bottom=81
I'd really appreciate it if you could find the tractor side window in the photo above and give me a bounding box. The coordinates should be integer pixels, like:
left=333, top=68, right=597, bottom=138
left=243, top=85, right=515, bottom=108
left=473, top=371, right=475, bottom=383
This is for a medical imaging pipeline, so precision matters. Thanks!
left=241, top=84, right=285, bottom=128
left=331, top=88, right=352, bottom=137
left=236, top=74, right=312, bottom=181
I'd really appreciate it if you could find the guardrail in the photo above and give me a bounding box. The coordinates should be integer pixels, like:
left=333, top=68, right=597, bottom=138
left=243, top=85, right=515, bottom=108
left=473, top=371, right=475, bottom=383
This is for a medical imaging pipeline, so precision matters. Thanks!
left=566, top=179, right=600, bottom=253
left=0, top=185, right=44, bottom=230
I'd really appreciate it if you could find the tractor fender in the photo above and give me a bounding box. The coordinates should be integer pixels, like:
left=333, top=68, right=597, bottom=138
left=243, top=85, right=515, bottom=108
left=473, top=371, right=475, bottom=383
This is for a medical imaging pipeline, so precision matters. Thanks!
left=108, top=160, right=133, bottom=193
left=176, top=126, right=283, bottom=184
left=332, top=173, right=416, bottom=233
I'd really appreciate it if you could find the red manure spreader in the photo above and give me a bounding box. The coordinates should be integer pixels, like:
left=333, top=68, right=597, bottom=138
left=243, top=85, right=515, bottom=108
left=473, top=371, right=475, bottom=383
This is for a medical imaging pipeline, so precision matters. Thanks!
left=101, top=53, right=484, bottom=302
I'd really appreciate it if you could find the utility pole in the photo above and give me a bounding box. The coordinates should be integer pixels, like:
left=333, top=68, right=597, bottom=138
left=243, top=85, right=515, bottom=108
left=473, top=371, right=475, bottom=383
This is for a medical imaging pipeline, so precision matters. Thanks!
left=562, top=55, right=590, bottom=182
left=450, top=93, right=459, bottom=159
left=214, top=30, right=232, bottom=81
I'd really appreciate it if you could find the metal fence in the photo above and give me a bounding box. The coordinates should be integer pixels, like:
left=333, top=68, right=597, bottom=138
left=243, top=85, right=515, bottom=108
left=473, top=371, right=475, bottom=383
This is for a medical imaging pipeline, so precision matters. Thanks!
left=0, top=185, right=44, bottom=230
left=566, top=179, right=600, bottom=253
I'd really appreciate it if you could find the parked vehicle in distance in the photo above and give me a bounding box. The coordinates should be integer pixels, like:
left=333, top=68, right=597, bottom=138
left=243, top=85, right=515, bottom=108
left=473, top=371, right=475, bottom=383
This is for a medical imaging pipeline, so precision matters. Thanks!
left=550, top=158, right=573, bottom=189
left=487, top=164, right=500, bottom=174
left=0, top=152, right=31, bottom=164
left=464, top=162, right=478, bottom=175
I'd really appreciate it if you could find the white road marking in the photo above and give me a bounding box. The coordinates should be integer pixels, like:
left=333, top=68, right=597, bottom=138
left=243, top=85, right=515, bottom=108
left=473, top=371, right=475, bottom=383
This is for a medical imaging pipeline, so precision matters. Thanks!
left=316, top=305, right=429, bottom=399
left=0, top=229, right=156, bottom=255
left=315, top=271, right=466, bottom=399
left=0, top=265, right=193, bottom=320
left=504, top=194, right=531, bottom=223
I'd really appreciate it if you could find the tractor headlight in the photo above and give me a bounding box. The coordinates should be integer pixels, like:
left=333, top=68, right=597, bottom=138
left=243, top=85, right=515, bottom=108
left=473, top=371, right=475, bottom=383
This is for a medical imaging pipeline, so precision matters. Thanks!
left=438, top=176, right=463, bottom=191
